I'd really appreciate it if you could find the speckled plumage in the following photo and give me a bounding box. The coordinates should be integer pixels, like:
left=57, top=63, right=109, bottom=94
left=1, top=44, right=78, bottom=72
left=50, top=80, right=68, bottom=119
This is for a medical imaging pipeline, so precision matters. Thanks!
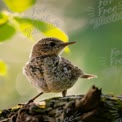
left=23, top=37, right=97, bottom=97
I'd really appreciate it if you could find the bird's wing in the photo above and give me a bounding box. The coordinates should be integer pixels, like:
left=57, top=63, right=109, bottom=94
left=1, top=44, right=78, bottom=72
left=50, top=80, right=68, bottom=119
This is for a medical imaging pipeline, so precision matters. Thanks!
left=61, top=58, right=97, bottom=79
left=43, top=56, right=83, bottom=81
left=61, top=57, right=84, bottom=76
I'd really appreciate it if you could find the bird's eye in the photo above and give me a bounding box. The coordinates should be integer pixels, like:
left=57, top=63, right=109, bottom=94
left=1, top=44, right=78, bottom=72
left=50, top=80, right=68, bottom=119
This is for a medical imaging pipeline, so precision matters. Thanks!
left=49, top=42, right=56, bottom=47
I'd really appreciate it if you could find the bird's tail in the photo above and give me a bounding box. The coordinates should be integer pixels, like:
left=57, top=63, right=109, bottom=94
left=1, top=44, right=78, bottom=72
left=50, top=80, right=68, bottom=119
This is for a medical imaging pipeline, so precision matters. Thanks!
left=81, top=74, right=97, bottom=79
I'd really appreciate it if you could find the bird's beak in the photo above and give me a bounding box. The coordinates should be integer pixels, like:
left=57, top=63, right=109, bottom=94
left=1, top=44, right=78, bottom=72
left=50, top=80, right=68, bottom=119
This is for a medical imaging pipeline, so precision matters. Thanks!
left=62, top=42, right=76, bottom=47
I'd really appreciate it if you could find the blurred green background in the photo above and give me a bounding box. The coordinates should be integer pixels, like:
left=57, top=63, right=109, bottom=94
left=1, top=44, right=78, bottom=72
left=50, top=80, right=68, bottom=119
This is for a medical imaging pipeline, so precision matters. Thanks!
left=0, top=0, right=122, bottom=109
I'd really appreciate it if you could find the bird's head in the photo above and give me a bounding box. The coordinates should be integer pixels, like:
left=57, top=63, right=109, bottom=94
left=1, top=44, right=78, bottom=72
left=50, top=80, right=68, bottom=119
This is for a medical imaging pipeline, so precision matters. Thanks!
left=30, top=37, right=76, bottom=58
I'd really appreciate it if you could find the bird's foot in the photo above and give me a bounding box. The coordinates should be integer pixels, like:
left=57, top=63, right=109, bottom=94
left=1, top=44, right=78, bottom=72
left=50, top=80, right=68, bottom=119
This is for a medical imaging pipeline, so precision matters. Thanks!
left=62, top=90, right=67, bottom=97
left=27, top=92, right=43, bottom=105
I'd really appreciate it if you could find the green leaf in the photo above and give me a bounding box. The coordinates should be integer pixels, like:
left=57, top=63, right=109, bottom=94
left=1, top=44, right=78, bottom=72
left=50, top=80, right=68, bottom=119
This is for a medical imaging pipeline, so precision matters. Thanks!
left=14, top=18, right=34, bottom=40
left=14, top=17, right=68, bottom=41
left=0, top=12, right=8, bottom=25
left=32, top=20, right=69, bottom=42
left=14, top=17, right=70, bottom=52
left=3, top=0, right=36, bottom=13
left=0, top=23, right=16, bottom=42
left=0, top=60, right=7, bottom=76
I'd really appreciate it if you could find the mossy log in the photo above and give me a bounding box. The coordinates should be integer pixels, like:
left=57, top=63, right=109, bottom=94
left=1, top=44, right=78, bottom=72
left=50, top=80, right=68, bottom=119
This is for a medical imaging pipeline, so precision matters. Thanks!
left=0, top=86, right=122, bottom=122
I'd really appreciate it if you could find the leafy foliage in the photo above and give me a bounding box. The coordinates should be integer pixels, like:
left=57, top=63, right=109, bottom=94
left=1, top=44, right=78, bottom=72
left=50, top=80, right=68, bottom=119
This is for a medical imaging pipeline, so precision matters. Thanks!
left=0, top=12, right=8, bottom=25
left=3, top=0, right=36, bottom=13
left=0, top=23, right=16, bottom=42
left=0, top=0, right=69, bottom=77
left=0, top=0, right=68, bottom=43
left=0, top=60, right=7, bottom=76
left=14, top=17, right=69, bottom=52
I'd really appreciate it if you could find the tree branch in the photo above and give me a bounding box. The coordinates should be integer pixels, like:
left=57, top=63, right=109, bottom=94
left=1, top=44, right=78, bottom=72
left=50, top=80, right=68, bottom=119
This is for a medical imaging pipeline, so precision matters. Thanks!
left=0, top=86, right=122, bottom=122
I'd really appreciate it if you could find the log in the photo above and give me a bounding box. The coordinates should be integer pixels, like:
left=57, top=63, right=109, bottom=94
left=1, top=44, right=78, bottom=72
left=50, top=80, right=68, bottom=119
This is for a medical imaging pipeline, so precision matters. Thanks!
left=0, top=86, right=122, bottom=122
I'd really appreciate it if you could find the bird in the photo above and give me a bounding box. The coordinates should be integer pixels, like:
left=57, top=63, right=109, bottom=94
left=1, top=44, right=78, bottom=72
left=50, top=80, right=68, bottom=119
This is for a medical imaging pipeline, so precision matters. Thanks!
left=23, top=37, right=97, bottom=103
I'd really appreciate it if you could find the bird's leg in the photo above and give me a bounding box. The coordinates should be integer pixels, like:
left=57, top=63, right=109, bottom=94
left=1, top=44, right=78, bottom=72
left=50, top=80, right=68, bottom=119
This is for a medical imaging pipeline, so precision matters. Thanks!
left=62, top=90, right=67, bottom=97
left=27, top=92, right=43, bottom=104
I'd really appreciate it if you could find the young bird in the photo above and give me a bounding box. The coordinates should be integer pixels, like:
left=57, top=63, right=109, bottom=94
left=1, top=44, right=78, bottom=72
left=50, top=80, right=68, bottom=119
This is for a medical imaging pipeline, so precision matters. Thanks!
left=23, top=37, right=97, bottom=103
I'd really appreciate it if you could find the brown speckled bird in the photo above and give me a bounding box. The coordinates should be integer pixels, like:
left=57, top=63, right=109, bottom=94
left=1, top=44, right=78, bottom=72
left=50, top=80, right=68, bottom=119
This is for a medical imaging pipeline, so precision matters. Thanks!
left=23, top=37, right=97, bottom=103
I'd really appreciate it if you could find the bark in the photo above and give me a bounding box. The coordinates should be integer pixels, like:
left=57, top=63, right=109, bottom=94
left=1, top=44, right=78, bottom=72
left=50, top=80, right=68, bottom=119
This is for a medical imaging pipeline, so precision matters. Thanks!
left=0, top=86, right=122, bottom=122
